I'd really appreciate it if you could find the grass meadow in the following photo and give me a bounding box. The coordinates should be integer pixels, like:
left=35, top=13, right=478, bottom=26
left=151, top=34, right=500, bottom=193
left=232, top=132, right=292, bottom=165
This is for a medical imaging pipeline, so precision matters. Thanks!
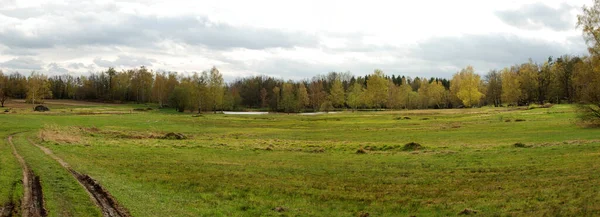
left=1, top=100, right=600, bottom=216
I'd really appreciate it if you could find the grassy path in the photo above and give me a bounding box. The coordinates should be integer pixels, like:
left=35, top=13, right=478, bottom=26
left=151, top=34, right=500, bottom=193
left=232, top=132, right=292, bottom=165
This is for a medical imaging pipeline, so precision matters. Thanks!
left=8, top=135, right=46, bottom=217
left=11, top=134, right=102, bottom=217
left=0, top=134, right=22, bottom=217
left=28, top=139, right=130, bottom=217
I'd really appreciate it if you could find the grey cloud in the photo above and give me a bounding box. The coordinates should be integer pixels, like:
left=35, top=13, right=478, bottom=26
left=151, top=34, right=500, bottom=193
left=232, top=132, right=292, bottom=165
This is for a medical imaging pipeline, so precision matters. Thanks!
left=0, top=7, right=44, bottom=19
left=0, top=2, right=117, bottom=19
left=68, top=63, right=86, bottom=69
left=0, top=3, right=317, bottom=50
left=412, top=34, right=586, bottom=69
left=243, top=34, right=583, bottom=79
left=495, top=3, right=575, bottom=31
left=93, top=55, right=156, bottom=68
left=66, top=62, right=96, bottom=72
left=222, top=54, right=447, bottom=81
left=0, top=57, right=43, bottom=70
left=47, top=63, right=69, bottom=74
left=1, top=48, right=37, bottom=56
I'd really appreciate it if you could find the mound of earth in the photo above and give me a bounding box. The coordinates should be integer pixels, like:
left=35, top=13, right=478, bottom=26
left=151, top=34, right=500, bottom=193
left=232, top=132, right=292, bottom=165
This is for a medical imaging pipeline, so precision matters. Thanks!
left=163, top=132, right=187, bottom=140
left=458, top=208, right=478, bottom=215
left=403, top=142, right=424, bottom=151
left=34, top=105, right=50, bottom=112
left=356, top=148, right=367, bottom=154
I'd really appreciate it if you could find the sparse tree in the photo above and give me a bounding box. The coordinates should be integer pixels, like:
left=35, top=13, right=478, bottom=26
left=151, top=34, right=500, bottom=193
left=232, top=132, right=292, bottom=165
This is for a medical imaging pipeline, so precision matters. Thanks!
left=365, top=69, right=389, bottom=109
left=485, top=70, right=502, bottom=107
left=578, top=0, right=600, bottom=56
left=346, top=82, right=364, bottom=111
left=417, top=78, right=430, bottom=108
left=296, top=83, right=309, bottom=111
left=152, top=72, right=169, bottom=108
left=170, top=81, right=193, bottom=113
left=451, top=66, right=483, bottom=107
left=281, top=81, right=297, bottom=113
left=328, top=78, right=345, bottom=108
left=309, top=80, right=327, bottom=111
left=428, top=81, right=448, bottom=108
left=517, top=61, right=539, bottom=104
left=273, top=86, right=281, bottom=111
left=386, top=81, right=401, bottom=109
left=573, top=56, right=600, bottom=123
left=208, top=67, right=225, bottom=112
left=501, top=68, right=521, bottom=106
left=260, top=88, right=268, bottom=108
left=26, top=72, right=52, bottom=104
left=0, top=71, right=8, bottom=107
left=130, top=66, right=154, bottom=103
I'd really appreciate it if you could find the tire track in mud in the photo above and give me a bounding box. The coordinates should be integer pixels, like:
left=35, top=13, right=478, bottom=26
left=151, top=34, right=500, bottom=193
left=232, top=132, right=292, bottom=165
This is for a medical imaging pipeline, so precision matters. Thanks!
left=0, top=202, right=14, bottom=217
left=8, top=135, right=47, bottom=217
left=28, top=139, right=130, bottom=217
left=0, top=181, right=17, bottom=217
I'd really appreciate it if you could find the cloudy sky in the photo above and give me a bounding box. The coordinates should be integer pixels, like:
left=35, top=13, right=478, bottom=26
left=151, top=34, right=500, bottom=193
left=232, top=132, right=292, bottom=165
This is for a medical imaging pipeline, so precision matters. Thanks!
left=0, top=0, right=592, bottom=80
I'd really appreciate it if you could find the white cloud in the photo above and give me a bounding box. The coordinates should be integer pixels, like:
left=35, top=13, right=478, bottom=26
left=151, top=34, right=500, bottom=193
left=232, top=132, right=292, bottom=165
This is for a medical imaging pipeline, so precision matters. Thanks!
left=0, top=0, right=592, bottom=79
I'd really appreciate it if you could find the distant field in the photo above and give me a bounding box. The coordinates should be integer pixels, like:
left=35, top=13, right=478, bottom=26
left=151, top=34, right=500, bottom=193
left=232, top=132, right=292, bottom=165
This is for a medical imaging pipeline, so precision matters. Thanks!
left=1, top=100, right=600, bottom=216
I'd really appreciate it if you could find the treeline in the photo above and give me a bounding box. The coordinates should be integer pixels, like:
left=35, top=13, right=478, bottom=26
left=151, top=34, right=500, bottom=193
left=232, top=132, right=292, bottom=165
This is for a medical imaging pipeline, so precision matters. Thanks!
left=0, top=55, right=599, bottom=113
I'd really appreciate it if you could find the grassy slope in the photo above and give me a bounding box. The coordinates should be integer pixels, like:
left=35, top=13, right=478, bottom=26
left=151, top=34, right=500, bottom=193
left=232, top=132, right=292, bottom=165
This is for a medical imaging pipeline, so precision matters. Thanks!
left=1, top=103, right=600, bottom=216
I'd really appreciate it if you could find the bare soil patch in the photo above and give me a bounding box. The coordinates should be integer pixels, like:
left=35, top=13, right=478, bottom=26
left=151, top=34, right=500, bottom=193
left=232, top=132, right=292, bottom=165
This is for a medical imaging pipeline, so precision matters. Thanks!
left=0, top=202, right=15, bottom=217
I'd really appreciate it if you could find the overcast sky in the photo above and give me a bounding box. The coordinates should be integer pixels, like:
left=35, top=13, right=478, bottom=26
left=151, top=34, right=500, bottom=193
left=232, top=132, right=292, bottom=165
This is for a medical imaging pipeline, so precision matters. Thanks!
left=0, top=0, right=592, bottom=80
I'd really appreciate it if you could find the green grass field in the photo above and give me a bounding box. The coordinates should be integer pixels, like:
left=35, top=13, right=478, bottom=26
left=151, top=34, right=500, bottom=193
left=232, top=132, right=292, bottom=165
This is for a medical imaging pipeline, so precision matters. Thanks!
left=1, top=101, right=600, bottom=216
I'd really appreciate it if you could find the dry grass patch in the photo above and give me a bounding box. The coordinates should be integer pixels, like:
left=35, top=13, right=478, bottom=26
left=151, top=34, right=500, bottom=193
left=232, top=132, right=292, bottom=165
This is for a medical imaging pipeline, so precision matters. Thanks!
left=39, top=125, right=83, bottom=144
left=79, top=127, right=165, bottom=139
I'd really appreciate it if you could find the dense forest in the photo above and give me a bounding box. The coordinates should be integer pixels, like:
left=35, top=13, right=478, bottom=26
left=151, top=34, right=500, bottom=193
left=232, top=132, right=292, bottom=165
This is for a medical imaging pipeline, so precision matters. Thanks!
left=0, top=54, right=598, bottom=114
